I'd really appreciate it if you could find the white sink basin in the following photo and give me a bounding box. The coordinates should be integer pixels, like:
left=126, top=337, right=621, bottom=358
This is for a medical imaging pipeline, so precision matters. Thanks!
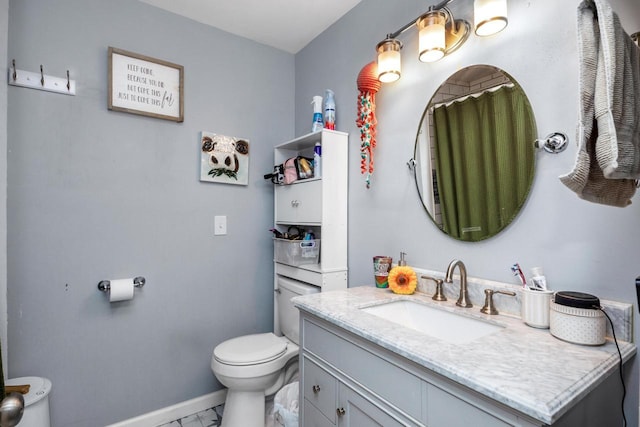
left=360, top=300, right=503, bottom=345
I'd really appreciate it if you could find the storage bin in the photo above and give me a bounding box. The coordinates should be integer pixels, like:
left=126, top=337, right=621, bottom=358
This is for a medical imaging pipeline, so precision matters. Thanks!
left=274, top=238, right=320, bottom=266
left=549, top=291, right=606, bottom=346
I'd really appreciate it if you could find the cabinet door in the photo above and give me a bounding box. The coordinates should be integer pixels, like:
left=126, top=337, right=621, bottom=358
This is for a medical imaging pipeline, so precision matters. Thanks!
left=303, top=357, right=337, bottom=423
left=426, top=383, right=514, bottom=427
left=275, top=180, right=322, bottom=224
left=304, top=398, right=336, bottom=427
left=336, top=384, right=406, bottom=427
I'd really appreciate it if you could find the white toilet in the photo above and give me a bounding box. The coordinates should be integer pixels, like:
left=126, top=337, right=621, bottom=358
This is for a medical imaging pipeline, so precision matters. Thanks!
left=5, top=377, right=52, bottom=427
left=211, top=277, right=318, bottom=427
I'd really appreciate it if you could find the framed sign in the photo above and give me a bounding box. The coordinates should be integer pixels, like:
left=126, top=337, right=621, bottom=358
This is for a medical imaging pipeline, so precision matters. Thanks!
left=108, top=47, right=184, bottom=122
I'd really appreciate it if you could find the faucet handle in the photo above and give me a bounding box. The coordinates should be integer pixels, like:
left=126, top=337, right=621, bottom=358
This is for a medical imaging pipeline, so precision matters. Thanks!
left=481, top=289, right=516, bottom=315
left=422, top=275, right=446, bottom=301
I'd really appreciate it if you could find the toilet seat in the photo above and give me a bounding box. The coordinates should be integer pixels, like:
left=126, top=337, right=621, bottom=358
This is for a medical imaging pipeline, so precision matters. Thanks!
left=214, top=333, right=288, bottom=366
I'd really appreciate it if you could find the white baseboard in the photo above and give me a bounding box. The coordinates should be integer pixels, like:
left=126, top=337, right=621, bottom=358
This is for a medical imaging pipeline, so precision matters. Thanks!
left=106, top=389, right=227, bottom=427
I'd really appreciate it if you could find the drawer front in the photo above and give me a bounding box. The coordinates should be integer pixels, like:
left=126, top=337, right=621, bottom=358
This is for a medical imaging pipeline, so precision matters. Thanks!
left=275, top=263, right=323, bottom=287
left=303, top=355, right=337, bottom=423
left=303, top=318, right=423, bottom=420
left=304, top=398, right=336, bottom=427
left=275, top=180, right=322, bottom=224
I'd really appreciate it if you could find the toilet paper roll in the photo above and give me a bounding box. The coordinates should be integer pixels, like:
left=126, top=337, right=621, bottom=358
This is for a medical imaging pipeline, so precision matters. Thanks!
left=109, top=278, right=135, bottom=302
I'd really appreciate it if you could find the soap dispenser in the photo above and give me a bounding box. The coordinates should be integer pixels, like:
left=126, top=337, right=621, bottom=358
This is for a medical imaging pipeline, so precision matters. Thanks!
left=388, top=252, right=417, bottom=295
left=398, top=252, right=407, bottom=266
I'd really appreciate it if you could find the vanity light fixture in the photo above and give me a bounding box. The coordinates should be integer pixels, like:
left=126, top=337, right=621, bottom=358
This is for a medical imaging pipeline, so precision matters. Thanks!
left=375, top=0, right=507, bottom=82
left=376, top=38, right=403, bottom=83
left=474, top=0, right=508, bottom=36
left=417, top=10, right=447, bottom=62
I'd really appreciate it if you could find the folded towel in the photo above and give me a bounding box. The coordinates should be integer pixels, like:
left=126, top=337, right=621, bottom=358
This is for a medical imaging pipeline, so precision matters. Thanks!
left=560, top=0, right=639, bottom=207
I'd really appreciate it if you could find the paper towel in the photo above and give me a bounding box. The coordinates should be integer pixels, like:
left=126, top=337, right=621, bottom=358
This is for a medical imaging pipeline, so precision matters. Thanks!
left=109, top=278, right=135, bottom=302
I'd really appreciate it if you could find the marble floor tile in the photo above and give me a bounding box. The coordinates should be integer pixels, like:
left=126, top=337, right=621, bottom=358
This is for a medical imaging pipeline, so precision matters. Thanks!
left=157, top=403, right=222, bottom=427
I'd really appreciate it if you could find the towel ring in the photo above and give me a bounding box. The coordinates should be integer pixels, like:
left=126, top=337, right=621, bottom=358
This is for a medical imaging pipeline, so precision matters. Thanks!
left=535, top=132, right=568, bottom=154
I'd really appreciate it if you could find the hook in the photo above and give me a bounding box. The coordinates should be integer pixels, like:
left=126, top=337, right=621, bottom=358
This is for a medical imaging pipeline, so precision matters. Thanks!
left=40, top=65, right=44, bottom=86
left=11, top=59, right=16, bottom=81
left=407, top=158, right=416, bottom=171
left=66, top=70, right=70, bottom=91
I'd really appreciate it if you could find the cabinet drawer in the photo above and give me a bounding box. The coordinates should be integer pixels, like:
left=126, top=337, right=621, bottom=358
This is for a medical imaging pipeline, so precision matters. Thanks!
left=303, top=319, right=423, bottom=421
left=275, top=263, right=323, bottom=287
left=303, top=356, right=337, bottom=423
left=275, top=180, right=322, bottom=224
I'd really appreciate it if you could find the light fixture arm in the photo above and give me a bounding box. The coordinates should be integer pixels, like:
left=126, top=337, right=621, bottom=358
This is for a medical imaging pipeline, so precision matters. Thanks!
left=386, top=0, right=455, bottom=39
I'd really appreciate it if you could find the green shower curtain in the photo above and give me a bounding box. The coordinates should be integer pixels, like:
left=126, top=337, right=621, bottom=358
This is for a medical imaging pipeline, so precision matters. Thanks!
left=433, top=85, right=535, bottom=241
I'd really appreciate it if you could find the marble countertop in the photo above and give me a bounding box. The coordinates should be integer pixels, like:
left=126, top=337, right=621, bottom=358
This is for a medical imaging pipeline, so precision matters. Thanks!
left=293, top=286, right=636, bottom=425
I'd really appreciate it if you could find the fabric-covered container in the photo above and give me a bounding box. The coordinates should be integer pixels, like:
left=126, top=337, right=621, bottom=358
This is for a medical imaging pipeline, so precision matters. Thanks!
left=550, top=291, right=606, bottom=345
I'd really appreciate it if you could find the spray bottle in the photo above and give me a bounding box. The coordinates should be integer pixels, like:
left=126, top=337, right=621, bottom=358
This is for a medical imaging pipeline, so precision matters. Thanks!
left=311, top=96, right=324, bottom=132
left=324, top=89, right=336, bottom=130
left=313, top=142, right=322, bottom=178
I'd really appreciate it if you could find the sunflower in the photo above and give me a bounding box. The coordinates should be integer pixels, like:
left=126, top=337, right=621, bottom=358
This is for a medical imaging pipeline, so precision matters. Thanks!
left=388, top=266, right=417, bottom=295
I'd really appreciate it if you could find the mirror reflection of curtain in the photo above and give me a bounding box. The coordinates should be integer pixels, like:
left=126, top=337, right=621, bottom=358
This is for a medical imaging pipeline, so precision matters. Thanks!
left=433, top=85, right=535, bottom=241
left=416, top=120, right=436, bottom=215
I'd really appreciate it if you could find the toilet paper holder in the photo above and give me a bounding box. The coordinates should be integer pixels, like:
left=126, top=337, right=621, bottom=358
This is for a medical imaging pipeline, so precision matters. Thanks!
left=98, top=276, right=146, bottom=292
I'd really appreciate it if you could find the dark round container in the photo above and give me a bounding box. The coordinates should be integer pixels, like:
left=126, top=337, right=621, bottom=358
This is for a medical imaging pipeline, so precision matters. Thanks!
left=554, top=291, right=601, bottom=310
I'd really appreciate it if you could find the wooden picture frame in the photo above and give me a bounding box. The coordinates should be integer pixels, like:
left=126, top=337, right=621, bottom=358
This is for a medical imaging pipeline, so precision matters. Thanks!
left=108, top=47, right=184, bottom=122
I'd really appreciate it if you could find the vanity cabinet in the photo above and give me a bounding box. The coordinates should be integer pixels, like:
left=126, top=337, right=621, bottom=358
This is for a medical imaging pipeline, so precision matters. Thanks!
left=299, top=313, right=542, bottom=427
left=273, top=130, right=348, bottom=332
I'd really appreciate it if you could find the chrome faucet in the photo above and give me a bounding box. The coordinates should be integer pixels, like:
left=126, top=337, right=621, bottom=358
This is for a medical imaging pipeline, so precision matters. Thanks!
left=445, top=259, right=472, bottom=308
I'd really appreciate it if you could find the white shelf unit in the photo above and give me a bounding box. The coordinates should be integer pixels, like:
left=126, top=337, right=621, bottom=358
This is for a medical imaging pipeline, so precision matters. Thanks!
left=273, top=130, right=348, bottom=332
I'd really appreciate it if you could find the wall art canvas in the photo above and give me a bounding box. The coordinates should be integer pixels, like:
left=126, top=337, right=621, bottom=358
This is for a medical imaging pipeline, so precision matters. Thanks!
left=200, top=132, right=250, bottom=185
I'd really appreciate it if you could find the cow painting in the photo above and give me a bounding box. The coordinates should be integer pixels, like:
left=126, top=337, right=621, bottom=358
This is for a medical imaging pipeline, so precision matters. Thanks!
left=200, top=132, right=250, bottom=185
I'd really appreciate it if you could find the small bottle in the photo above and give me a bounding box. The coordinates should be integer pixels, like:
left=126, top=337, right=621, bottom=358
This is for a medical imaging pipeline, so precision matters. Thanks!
left=530, top=267, right=548, bottom=290
left=323, top=89, right=336, bottom=130
left=398, top=252, right=407, bottom=266
left=313, top=142, right=322, bottom=178
left=311, top=96, right=323, bottom=132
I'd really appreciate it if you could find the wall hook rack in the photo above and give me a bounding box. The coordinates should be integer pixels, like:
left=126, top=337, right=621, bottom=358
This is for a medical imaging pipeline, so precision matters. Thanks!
left=8, top=59, right=76, bottom=96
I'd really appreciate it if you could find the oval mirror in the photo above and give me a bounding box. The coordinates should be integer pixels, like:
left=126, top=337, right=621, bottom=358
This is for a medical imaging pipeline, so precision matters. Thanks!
left=413, top=65, right=536, bottom=242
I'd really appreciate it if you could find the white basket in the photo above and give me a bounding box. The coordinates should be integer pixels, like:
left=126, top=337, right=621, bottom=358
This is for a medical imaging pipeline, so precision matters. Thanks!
left=274, top=238, right=320, bottom=266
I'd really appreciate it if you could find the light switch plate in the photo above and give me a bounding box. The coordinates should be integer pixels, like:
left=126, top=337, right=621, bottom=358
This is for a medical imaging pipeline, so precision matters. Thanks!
left=214, top=215, right=227, bottom=235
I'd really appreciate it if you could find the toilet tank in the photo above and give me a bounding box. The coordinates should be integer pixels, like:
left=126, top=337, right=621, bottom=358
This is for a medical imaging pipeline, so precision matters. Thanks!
left=277, top=277, right=319, bottom=344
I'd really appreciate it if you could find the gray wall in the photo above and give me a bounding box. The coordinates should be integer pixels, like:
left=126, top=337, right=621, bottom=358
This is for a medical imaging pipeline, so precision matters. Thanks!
left=295, top=0, right=640, bottom=423
left=7, top=0, right=294, bottom=425
left=0, top=0, right=7, bottom=373
left=6, top=0, right=640, bottom=425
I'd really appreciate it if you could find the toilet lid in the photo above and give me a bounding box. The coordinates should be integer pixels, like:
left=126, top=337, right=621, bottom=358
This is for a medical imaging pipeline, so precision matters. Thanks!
left=214, top=333, right=288, bottom=365
left=6, top=376, right=52, bottom=407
